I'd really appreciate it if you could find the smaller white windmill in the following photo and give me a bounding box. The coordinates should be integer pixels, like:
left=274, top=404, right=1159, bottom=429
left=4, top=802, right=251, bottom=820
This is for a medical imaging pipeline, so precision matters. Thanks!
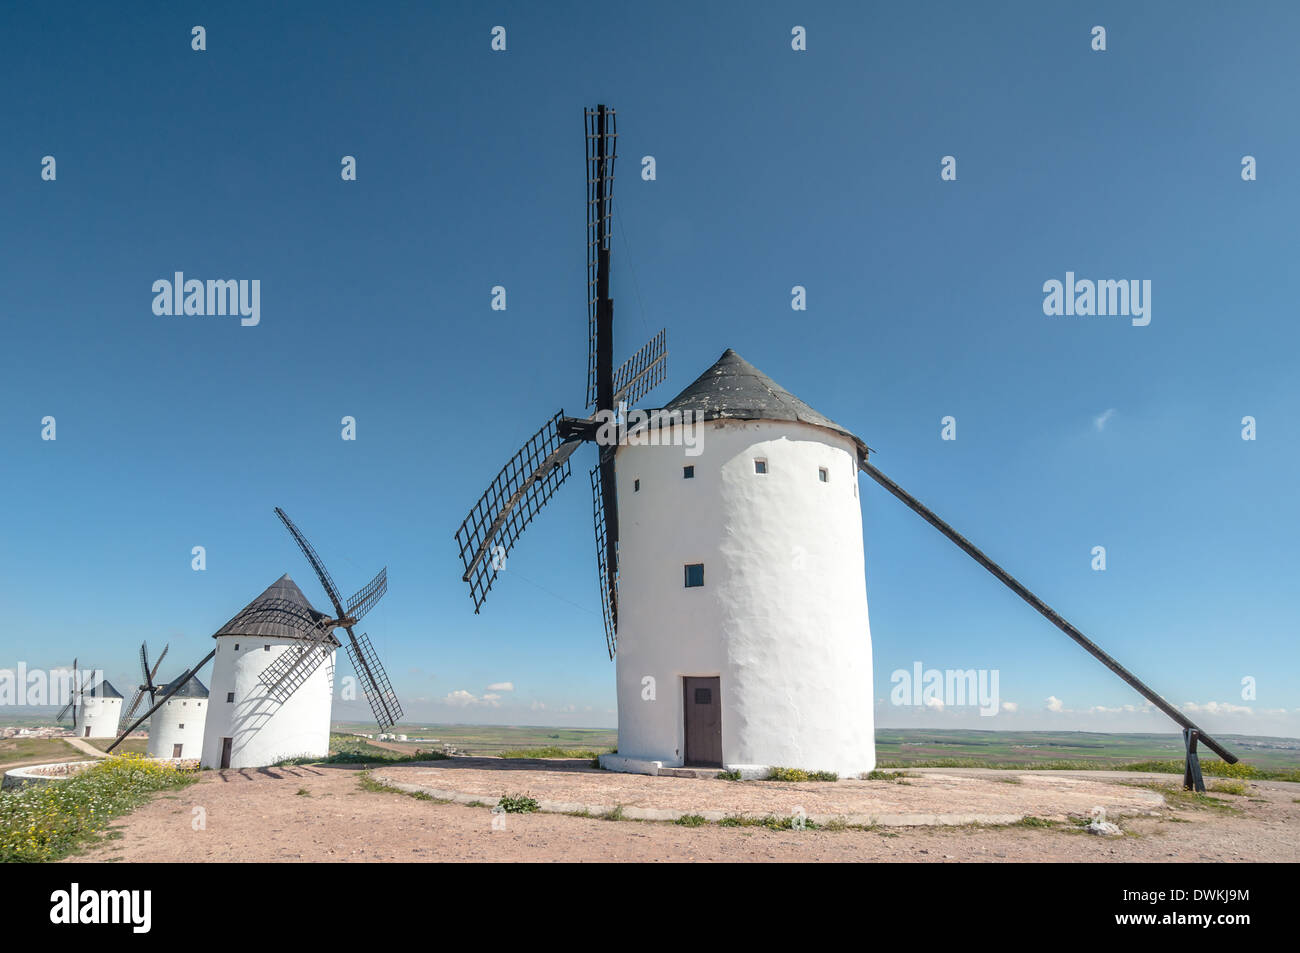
left=56, top=659, right=124, bottom=739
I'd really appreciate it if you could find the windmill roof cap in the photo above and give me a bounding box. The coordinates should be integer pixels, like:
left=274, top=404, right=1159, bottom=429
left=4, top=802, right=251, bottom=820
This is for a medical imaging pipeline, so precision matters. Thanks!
left=651, top=348, right=869, bottom=458
left=213, top=574, right=341, bottom=645
left=91, top=679, right=124, bottom=699
left=160, top=673, right=209, bottom=699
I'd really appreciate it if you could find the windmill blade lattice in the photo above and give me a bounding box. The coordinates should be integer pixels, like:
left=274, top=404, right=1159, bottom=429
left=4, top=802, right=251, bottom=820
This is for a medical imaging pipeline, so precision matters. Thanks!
left=345, top=631, right=402, bottom=729
left=275, top=506, right=346, bottom=617
left=611, top=329, right=668, bottom=408
left=123, top=687, right=147, bottom=722
left=590, top=465, right=617, bottom=659
left=270, top=508, right=403, bottom=731
left=455, top=412, right=581, bottom=612
left=346, top=567, right=388, bottom=622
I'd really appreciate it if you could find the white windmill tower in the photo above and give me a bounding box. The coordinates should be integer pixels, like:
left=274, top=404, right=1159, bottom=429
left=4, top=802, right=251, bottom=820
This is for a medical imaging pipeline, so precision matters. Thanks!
left=56, top=661, right=125, bottom=739
left=103, top=508, right=400, bottom=770
left=200, top=575, right=339, bottom=769
left=146, top=671, right=208, bottom=760
left=609, top=349, right=876, bottom=774
left=122, top=641, right=205, bottom=758
left=454, top=103, right=1244, bottom=789
left=199, top=509, right=398, bottom=770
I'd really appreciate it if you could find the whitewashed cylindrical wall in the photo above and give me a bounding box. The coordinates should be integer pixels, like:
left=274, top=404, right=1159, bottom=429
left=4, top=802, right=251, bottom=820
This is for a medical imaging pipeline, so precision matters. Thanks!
left=200, top=637, right=334, bottom=769
left=79, top=697, right=123, bottom=739
left=147, top=696, right=207, bottom=759
left=613, top=419, right=876, bottom=776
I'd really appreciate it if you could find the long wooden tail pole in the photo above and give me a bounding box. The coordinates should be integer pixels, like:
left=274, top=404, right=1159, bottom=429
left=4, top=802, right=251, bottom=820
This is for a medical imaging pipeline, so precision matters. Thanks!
left=860, top=460, right=1238, bottom=764
left=105, top=649, right=217, bottom=753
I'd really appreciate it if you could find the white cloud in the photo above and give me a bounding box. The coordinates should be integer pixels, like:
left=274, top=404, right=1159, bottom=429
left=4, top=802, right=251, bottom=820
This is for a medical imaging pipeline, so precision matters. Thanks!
left=924, top=696, right=945, bottom=711
left=1045, top=695, right=1064, bottom=713
left=486, top=682, right=514, bottom=692
left=1000, top=701, right=1018, bottom=713
left=442, top=689, right=500, bottom=708
left=1093, top=408, right=1117, bottom=431
left=1183, top=701, right=1253, bottom=716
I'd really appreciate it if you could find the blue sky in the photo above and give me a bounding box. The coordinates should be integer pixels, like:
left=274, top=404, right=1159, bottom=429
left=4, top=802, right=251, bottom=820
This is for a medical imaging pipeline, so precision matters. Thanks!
left=1, top=2, right=1296, bottom=735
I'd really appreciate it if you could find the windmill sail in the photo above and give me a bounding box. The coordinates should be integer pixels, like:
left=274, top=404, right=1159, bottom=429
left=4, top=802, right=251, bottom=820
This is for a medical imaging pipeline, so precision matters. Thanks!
left=585, top=104, right=617, bottom=409
left=611, top=329, right=668, bottom=408
left=454, top=104, right=669, bottom=661
left=455, top=412, right=581, bottom=612
left=590, top=465, right=617, bottom=659
left=345, top=631, right=402, bottom=729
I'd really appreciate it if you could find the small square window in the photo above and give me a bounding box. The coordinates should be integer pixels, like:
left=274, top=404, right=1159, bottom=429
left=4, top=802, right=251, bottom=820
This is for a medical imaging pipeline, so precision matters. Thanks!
left=684, top=563, right=705, bottom=588
left=818, top=467, right=828, bottom=482
left=178, top=724, right=184, bottom=730
left=264, top=644, right=271, bottom=651
left=634, top=479, right=640, bottom=492
left=226, top=692, right=235, bottom=703
left=683, top=465, right=694, bottom=479
left=754, top=459, right=767, bottom=474
left=233, top=644, right=239, bottom=651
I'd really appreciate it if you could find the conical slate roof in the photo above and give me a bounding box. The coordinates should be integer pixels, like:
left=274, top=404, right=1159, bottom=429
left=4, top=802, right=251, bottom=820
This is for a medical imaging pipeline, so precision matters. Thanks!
left=160, top=673, right=209, bottom=699
left=213, top=574, right=340, bottom=645
left=90, top=679, right=123, bottom=699
left=654, top=349, right=869, bottom=458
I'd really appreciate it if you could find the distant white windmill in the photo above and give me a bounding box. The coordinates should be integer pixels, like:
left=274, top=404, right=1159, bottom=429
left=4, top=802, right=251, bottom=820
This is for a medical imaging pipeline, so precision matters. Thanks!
left=56, top=659, right=124, bottom=739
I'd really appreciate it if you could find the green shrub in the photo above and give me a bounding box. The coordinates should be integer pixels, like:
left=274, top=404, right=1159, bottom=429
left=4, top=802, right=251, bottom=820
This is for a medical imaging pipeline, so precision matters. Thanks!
left=675, top=814, right=708, bottom=827
left=498, top=794, right=540, bottom=814
left=716, top=769, right=742, bottom=781
left=767, top=767, right=837, bottom=782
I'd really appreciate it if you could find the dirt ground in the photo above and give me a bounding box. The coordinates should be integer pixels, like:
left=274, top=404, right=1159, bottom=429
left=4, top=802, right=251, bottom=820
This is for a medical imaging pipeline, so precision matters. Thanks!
left=67, top=758, right=1300, bottom=862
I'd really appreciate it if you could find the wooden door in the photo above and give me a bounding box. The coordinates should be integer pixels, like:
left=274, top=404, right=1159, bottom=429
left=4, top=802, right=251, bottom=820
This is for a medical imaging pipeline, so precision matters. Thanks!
left=84, top=726, right=91, bottom=738
left=172, top=743, right=183, bottom=758
left=683, top=676, right=722, bottom=767
left=220, top=737, right=233, bottom=769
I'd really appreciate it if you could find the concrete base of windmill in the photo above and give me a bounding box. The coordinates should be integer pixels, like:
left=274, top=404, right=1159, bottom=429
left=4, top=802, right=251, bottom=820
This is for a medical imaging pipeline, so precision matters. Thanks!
left=599, top=754, right=771, bottom=780
left=598, top=754, right=662, bottom=776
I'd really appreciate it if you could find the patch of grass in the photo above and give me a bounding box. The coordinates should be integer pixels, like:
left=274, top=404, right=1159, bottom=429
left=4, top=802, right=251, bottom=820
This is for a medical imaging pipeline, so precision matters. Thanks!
left=718, top=813, right=817, bottom=830
left=498, top=794, right=540, bottom=814
left=276, top=734, right=452, bottom=766
left=1208, top=779, right=1249, bottom=796
left=1130, top=781, right=1241, bottom=815
left=675, top=813, right=708, bottom=827
left=0, top=736, right=83, bottom=767
left=295, top=788, right=311, bottom=796
left=0, top=754, right=197, bottom=862
left=601, top=804, right=626, bottom=821
left=357, top=773, right=441, bottom=802
left=497, top=746, right=615, bottom=759
left=1119, top=760, right=1300, bottom=782
left=465, top=800, right=489, bottom=808
left=861, top=769, right=912, bottom=782
left=716, top=769, right=743, bottom=781
left=1012, top=815, right=1063, bottom=828
left=766, top=767, right=838, bottom=782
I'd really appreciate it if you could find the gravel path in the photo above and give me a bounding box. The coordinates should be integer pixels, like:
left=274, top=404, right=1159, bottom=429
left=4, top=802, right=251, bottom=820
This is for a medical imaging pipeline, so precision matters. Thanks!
left=67, top=759, right=1300, bottom=862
